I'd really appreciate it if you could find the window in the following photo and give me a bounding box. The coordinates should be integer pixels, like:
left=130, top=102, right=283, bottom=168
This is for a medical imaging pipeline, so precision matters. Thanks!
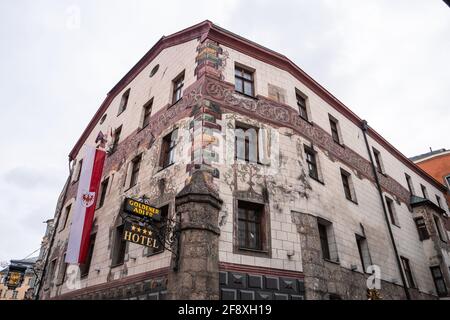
left=142, top=99, right=153, bottom=129
left=59, top=204, right=71, bottom=232
left=434, top=215, right=447, bottom=242
left=436, top=195, right=442, bottom=209
left=80, top=233, right=96, bottom=277
left=421, top=184, right=429, bottom=199
left=74, top=159, right=83, bottom=182
left=329, top=115, right=341, bottom=144
left=318, top=223, right=330, bottom=260
left=146, top=205, right=169, bottom=256
left=111, top=224, right=126, bottom=266
left=341, top=169, right=356, bottom=202
left=317, top=220, right=338, bottom=262
left=110, top=126, right=122, bottom=154
left=159, top=129, right=178, bottom=169
left=405, top=173, right=415, bottom=196
left=385, top=197, right=400, bottom=227
left=235, top=124, right=259, bottom=163
left=12, top=291, right=18, bottom=299
left=118, top=89, right=130, bottom=115
left=446, top=175, right=450, bottom=189
left=304, top=146, right=319, bottom=181
left=296, top=91, right=308, bottom=121
left=372, top=148, right=384, bottom=174
left=150, top=64, right=159, bottom=77
left=57, top=253, right=68, bottom=286
left=430, top=266, right=448, bottom=297
left=97, top=178, right=109, bottom=209
left=129, top=154, right=142, bottom=188
left=356, top=234, right=372, bottom=273
left=414, top=217, right=430, bottom=241
left=235, top=65, right=254, bottom=96
left=172, top=71, right=185, bottom=103
left=47, top=259, right=57, bottom=287
left=400, top=256, right=416, bottom=288
left=237, top=201, right=264, bottom=251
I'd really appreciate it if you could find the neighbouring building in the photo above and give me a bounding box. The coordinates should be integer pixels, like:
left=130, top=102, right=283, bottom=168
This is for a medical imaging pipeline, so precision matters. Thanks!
left=38, top=21, right=450, bottom=300
left=0, top=258, right=38, bottom=300
left=411, top=148, right=450, bottom=231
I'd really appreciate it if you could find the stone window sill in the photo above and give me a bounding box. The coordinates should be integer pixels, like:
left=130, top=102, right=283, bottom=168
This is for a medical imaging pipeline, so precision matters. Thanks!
left=237, top=247, right=270, bottom=258
left=323, top=258, right=340, bottom=265
left=309, top=175, right=325, bottom=185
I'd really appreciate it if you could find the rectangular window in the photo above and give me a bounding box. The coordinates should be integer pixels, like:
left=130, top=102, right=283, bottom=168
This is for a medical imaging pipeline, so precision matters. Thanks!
left=235, top=124, right=259, bottom=163
left=356, top=234, right=372, bottom=273
left=434, top=215, right=447, bottom=242
left=436, top=195, right=442, bottom=209
left=97, top=178, right=109, bottom=209
left=172, top=72, right=185, bottom=103
left=235, top=65, right=254, bottom=96
left=59, top=204, right=71, bottom=232
left=372, top=148, right=384, bottom=174
left=329, top=115, right=341, bottom=144
left=385, top=197, right=400, bottom=227
left=405, top=173, right=415, bottom=196
left=142, top=99, right=153, bottom=129
left=446, top=175, right=450, bottom=189
left=47, top=259, right=57, bottom=287
left=80, top=233, right=96, bottom=277
left=111, top=126, right=122, bottom=154
left=12, top=291, right=18, bottom=299
left=237, top=201, right=264, bottom=251
left=159, top=129, right=178, bottom=168
left=74, top=159, right=83, bottom=182
left=430, top=266, right=448, bottom=297
left=401, top=256, right=416, bottom=288
left=421, top=184, right=428, bottom=199
left=296, top=91, right=308, bottom=121
left=118, top=88, right=130, bottom=115
left=340, top=169, right=356, bottom=202
left=318, top=222, right=331, bottom=260
left=129, top=154, right=142, bottom=188
left=414, top=217, right=430, bottom=241
left=112, top=224, right=126, bottom=266
left=146, top=204, right=169, bottom=256
left=304, top=146, right=319, bottom=180
left=57, top=253, right=68, bottom=286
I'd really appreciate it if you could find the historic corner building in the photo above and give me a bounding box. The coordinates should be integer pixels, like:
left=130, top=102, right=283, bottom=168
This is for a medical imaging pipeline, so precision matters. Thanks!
left=38, top=21, right=450, bottom=300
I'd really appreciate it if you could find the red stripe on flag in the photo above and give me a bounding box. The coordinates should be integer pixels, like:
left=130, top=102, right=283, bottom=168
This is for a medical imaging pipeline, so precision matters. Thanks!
left=78, top=149, right=106, bottom=263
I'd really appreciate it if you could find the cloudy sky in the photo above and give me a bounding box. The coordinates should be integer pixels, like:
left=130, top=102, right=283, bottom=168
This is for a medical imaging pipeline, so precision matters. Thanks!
left=0, top=0, right=448, bottom=263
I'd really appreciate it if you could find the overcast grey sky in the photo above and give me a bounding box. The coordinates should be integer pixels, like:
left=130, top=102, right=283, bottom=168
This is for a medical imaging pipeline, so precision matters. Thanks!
left=0, top=0, right=449, bottom=263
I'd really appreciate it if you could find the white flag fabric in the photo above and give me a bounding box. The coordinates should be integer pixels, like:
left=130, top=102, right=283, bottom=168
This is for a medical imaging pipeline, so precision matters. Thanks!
left=66, top=146, right=106, bottom=264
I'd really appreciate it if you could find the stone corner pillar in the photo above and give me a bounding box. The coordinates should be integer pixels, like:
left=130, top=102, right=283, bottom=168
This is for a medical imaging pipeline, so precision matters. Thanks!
left=166, top=170, right=223, bottom=300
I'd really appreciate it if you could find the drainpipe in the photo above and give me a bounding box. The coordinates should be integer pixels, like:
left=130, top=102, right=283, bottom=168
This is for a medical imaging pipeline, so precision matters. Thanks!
left=34, top=159, right=73, bottom=300
left=361, top=120, right=411, bottom=300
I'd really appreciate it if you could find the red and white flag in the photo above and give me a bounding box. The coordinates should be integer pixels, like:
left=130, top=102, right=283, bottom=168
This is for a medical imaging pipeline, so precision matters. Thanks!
left=66, top=146, right=106, bottom=264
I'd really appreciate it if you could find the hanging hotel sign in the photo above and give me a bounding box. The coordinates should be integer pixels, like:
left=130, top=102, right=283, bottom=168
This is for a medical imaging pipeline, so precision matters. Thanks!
left=123, top=197, right=161, bottom=222
left=5, top=265, right=27, bottom=290
left=123, top=222, right=162, bottom=252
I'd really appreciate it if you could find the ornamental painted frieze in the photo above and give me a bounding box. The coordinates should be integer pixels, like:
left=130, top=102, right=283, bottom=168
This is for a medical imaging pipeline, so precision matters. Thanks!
left=66, top=75, right=411, bottom=207
left=203, top=77, right=411, bottom=206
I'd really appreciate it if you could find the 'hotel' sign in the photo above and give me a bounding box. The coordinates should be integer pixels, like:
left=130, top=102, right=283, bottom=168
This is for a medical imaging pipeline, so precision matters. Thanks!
left=123, top=222, right=161, bottom=250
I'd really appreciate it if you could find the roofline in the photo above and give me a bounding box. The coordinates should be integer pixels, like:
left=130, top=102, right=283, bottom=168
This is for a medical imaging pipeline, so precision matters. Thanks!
left=67, top=20, right=447, bottom=192
left=412, top=149, right=450, bottom=164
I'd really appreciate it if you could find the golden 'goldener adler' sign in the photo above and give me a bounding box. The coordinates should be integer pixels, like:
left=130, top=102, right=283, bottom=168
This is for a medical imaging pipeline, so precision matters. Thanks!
left=123, top=198, right=161, bottom=221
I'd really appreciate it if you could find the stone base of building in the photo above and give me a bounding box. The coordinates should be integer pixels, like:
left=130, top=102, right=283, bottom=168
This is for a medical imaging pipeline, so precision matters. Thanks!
left=46, top=262, right=436, bottom=300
